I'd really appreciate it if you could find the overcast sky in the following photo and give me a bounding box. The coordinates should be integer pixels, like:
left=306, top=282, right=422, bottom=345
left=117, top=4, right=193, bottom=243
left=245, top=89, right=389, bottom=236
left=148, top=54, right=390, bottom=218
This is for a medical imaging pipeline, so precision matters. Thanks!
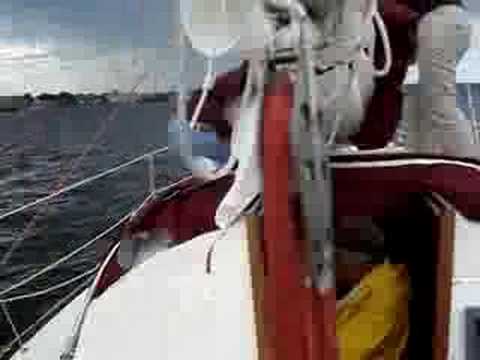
left=1, top=0, right=480, bottom=95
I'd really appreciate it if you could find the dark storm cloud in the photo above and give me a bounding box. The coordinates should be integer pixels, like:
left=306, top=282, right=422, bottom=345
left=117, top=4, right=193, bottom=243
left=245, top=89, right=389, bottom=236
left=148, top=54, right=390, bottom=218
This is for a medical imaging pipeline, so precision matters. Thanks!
left=466, top=0, right=480, bottom=13
left=2, top=0, right=475, bottom=94
left=3, top=0, right=176, bottom=51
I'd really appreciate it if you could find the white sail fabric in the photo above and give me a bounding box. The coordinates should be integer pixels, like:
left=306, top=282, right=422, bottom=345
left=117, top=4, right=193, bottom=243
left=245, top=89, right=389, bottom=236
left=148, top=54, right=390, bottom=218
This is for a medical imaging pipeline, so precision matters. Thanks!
left=216, top=63, right=263, bottom=229
left=75, top=220, right=258, bottom=359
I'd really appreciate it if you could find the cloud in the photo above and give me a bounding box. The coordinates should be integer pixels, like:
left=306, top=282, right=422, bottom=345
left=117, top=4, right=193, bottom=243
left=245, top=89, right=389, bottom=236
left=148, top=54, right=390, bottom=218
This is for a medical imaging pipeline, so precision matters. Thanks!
left=0, top=44, right=50, bottom=62
left=0, top=40, right=190, bottom=95
left=466, top=0, right=480, bottom=13
left=0, top=0, right=242, bottom=95
left=0, top=0, right=179, bottom=95
left=17, top=0, right=480, bottom=94
left=4, top=0, right=176, bottom=52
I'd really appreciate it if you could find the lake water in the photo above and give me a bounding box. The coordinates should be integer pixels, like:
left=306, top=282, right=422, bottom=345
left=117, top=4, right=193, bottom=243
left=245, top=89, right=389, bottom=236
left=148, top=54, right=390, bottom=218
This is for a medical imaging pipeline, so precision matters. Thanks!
left=0, top=103, right=185, bottom=356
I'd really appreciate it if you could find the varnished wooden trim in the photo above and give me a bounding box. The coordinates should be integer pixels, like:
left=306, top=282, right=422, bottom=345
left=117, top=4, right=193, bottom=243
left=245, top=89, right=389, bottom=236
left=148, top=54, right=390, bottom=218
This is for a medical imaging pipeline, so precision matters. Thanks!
left=246, top=216, right=271, bottom=360
left=426, top=194, right=456, bottom=360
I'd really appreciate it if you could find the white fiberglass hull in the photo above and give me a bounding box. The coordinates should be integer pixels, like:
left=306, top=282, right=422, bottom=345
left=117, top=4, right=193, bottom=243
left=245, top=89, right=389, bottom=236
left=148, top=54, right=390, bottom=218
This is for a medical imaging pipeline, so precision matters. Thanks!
left=12, top=214, right=480, bottom=360
left=13, top=220, right=258, bottom=360
left=449, top=215, right=480, bottom=360
left=10, top=289, right=88, bottom=360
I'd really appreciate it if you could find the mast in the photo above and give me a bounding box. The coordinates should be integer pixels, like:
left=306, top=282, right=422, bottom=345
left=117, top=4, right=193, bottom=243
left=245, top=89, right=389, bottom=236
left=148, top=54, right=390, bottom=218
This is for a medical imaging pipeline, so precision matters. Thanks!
left=260, top=2, right=337, bottom=359
left=288, top=0, right=335, bottom=301
left=466, top=83, right=479, bottom=144
left=175, top=0, right=193, bottom=161
left=177, top=31, right=187, bottom=123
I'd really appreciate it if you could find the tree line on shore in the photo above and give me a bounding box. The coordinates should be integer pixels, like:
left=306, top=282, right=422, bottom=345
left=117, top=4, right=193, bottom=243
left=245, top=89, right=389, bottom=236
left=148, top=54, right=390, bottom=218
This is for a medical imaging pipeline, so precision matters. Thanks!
left=21, top=91, right=176, bottom=106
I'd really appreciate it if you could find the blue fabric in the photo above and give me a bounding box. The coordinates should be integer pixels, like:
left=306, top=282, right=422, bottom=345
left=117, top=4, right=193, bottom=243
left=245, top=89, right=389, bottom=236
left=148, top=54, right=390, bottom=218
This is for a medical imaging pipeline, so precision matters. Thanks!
left=168, top=119, right=230, bottom=169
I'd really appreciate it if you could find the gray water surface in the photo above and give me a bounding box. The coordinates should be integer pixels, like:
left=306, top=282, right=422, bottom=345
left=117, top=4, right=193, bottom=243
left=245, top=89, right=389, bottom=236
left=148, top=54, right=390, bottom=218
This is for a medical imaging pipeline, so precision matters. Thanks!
left=0, top=103, right=183, bottom=355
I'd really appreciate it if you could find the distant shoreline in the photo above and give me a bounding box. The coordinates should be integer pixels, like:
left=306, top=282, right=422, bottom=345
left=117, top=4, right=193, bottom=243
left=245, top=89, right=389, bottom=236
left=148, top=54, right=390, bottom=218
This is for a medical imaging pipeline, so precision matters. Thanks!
left=0, top=91, right=177, bottom=112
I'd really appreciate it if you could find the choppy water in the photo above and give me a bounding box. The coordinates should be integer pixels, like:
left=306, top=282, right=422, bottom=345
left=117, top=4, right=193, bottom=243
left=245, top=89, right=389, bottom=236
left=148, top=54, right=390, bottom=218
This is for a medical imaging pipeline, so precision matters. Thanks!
left=0, top=103, right=185, bottom=356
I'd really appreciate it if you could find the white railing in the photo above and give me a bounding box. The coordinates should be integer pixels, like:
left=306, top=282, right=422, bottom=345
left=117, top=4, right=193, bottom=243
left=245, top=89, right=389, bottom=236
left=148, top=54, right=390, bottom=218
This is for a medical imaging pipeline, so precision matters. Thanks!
left=0, top=146, right=169, bottom=223
left=0, top=145, right=194, bottom=298
left=0, top=276, right=91, bottom=358
left=0, top=146, right=195, bottom=357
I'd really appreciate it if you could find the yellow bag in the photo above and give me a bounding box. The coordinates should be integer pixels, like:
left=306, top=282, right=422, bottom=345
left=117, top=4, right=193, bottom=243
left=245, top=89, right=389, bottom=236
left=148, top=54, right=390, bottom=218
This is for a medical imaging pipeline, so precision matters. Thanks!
left=336, top=263, right=410, bottom=360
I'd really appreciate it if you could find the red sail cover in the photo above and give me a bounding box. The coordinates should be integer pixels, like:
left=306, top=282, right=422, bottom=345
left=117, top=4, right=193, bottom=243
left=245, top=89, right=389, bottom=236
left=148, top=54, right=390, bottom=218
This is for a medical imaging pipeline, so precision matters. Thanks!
left=261, top=72, right=338, bottom=360
left=332, top=153, right=480, bottom=220
left=93, top=176, right=234, bottom=297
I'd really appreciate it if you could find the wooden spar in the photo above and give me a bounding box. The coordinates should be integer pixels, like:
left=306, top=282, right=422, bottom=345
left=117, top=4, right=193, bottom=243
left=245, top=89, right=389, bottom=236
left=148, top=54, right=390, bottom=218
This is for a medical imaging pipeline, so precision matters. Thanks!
left=245, top=216, right=270, bottom=360
left=262, top=71, right=306, bottom=360
left=428, top=194, right=456, bottom=360
left=291, top=8, right=337, bottom=359
left=261, top=69, right=337, bottom=360
left=466, top=84, right=479, bottom=144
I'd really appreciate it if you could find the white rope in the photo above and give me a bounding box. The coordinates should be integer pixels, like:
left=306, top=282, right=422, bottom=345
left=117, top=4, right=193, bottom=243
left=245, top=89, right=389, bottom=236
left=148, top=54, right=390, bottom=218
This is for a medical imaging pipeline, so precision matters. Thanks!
left=0, top=146, right=168, bottom=223
left=0, top=107, right=117, bottom=266
left=129, top=192, right=157, bottom=220
left=1, top=276, right=92, bottom=357
left=371, top=11, right=392, bottom=77
left=190, top=57, right=216, bottom=130
left=61, top=241, right=121, bottom=359
left=187, top=3, right=302, bottom=133
left=326, top=63, right=356, bottom=146
left=0, top=212, right=130, bottom=298
left=1, top=303, right=24, bottom=350
left=206, top=195, right=261, bottom=273
left=323, top=3, right=391, bottom=144
left=0, top=67, right=157, bottom=268
left=0, top=171, right=193, bottom=300
left=0, top=266, right=99, bottom=303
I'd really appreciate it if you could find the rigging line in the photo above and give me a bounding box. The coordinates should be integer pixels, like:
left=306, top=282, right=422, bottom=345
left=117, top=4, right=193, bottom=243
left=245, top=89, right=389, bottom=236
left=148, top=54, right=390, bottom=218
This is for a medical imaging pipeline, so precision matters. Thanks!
left=1, top=71, right=150, bottom=266
left=0, top=276, right=92, bottom=358
left=0, top=176, right=177, bottom=299
left=61, top=241, right=121, bottom=359
left=0, top=266, right=99, bottom=303
left=206, top=194, right=261, bottom=274
left=0, top=211, right=130, bottom=298
left=1, top=303, right=23, bottom=351
left=0, top=107, right=119, bottom=266
left=0, top=147, right=168, bottom=222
